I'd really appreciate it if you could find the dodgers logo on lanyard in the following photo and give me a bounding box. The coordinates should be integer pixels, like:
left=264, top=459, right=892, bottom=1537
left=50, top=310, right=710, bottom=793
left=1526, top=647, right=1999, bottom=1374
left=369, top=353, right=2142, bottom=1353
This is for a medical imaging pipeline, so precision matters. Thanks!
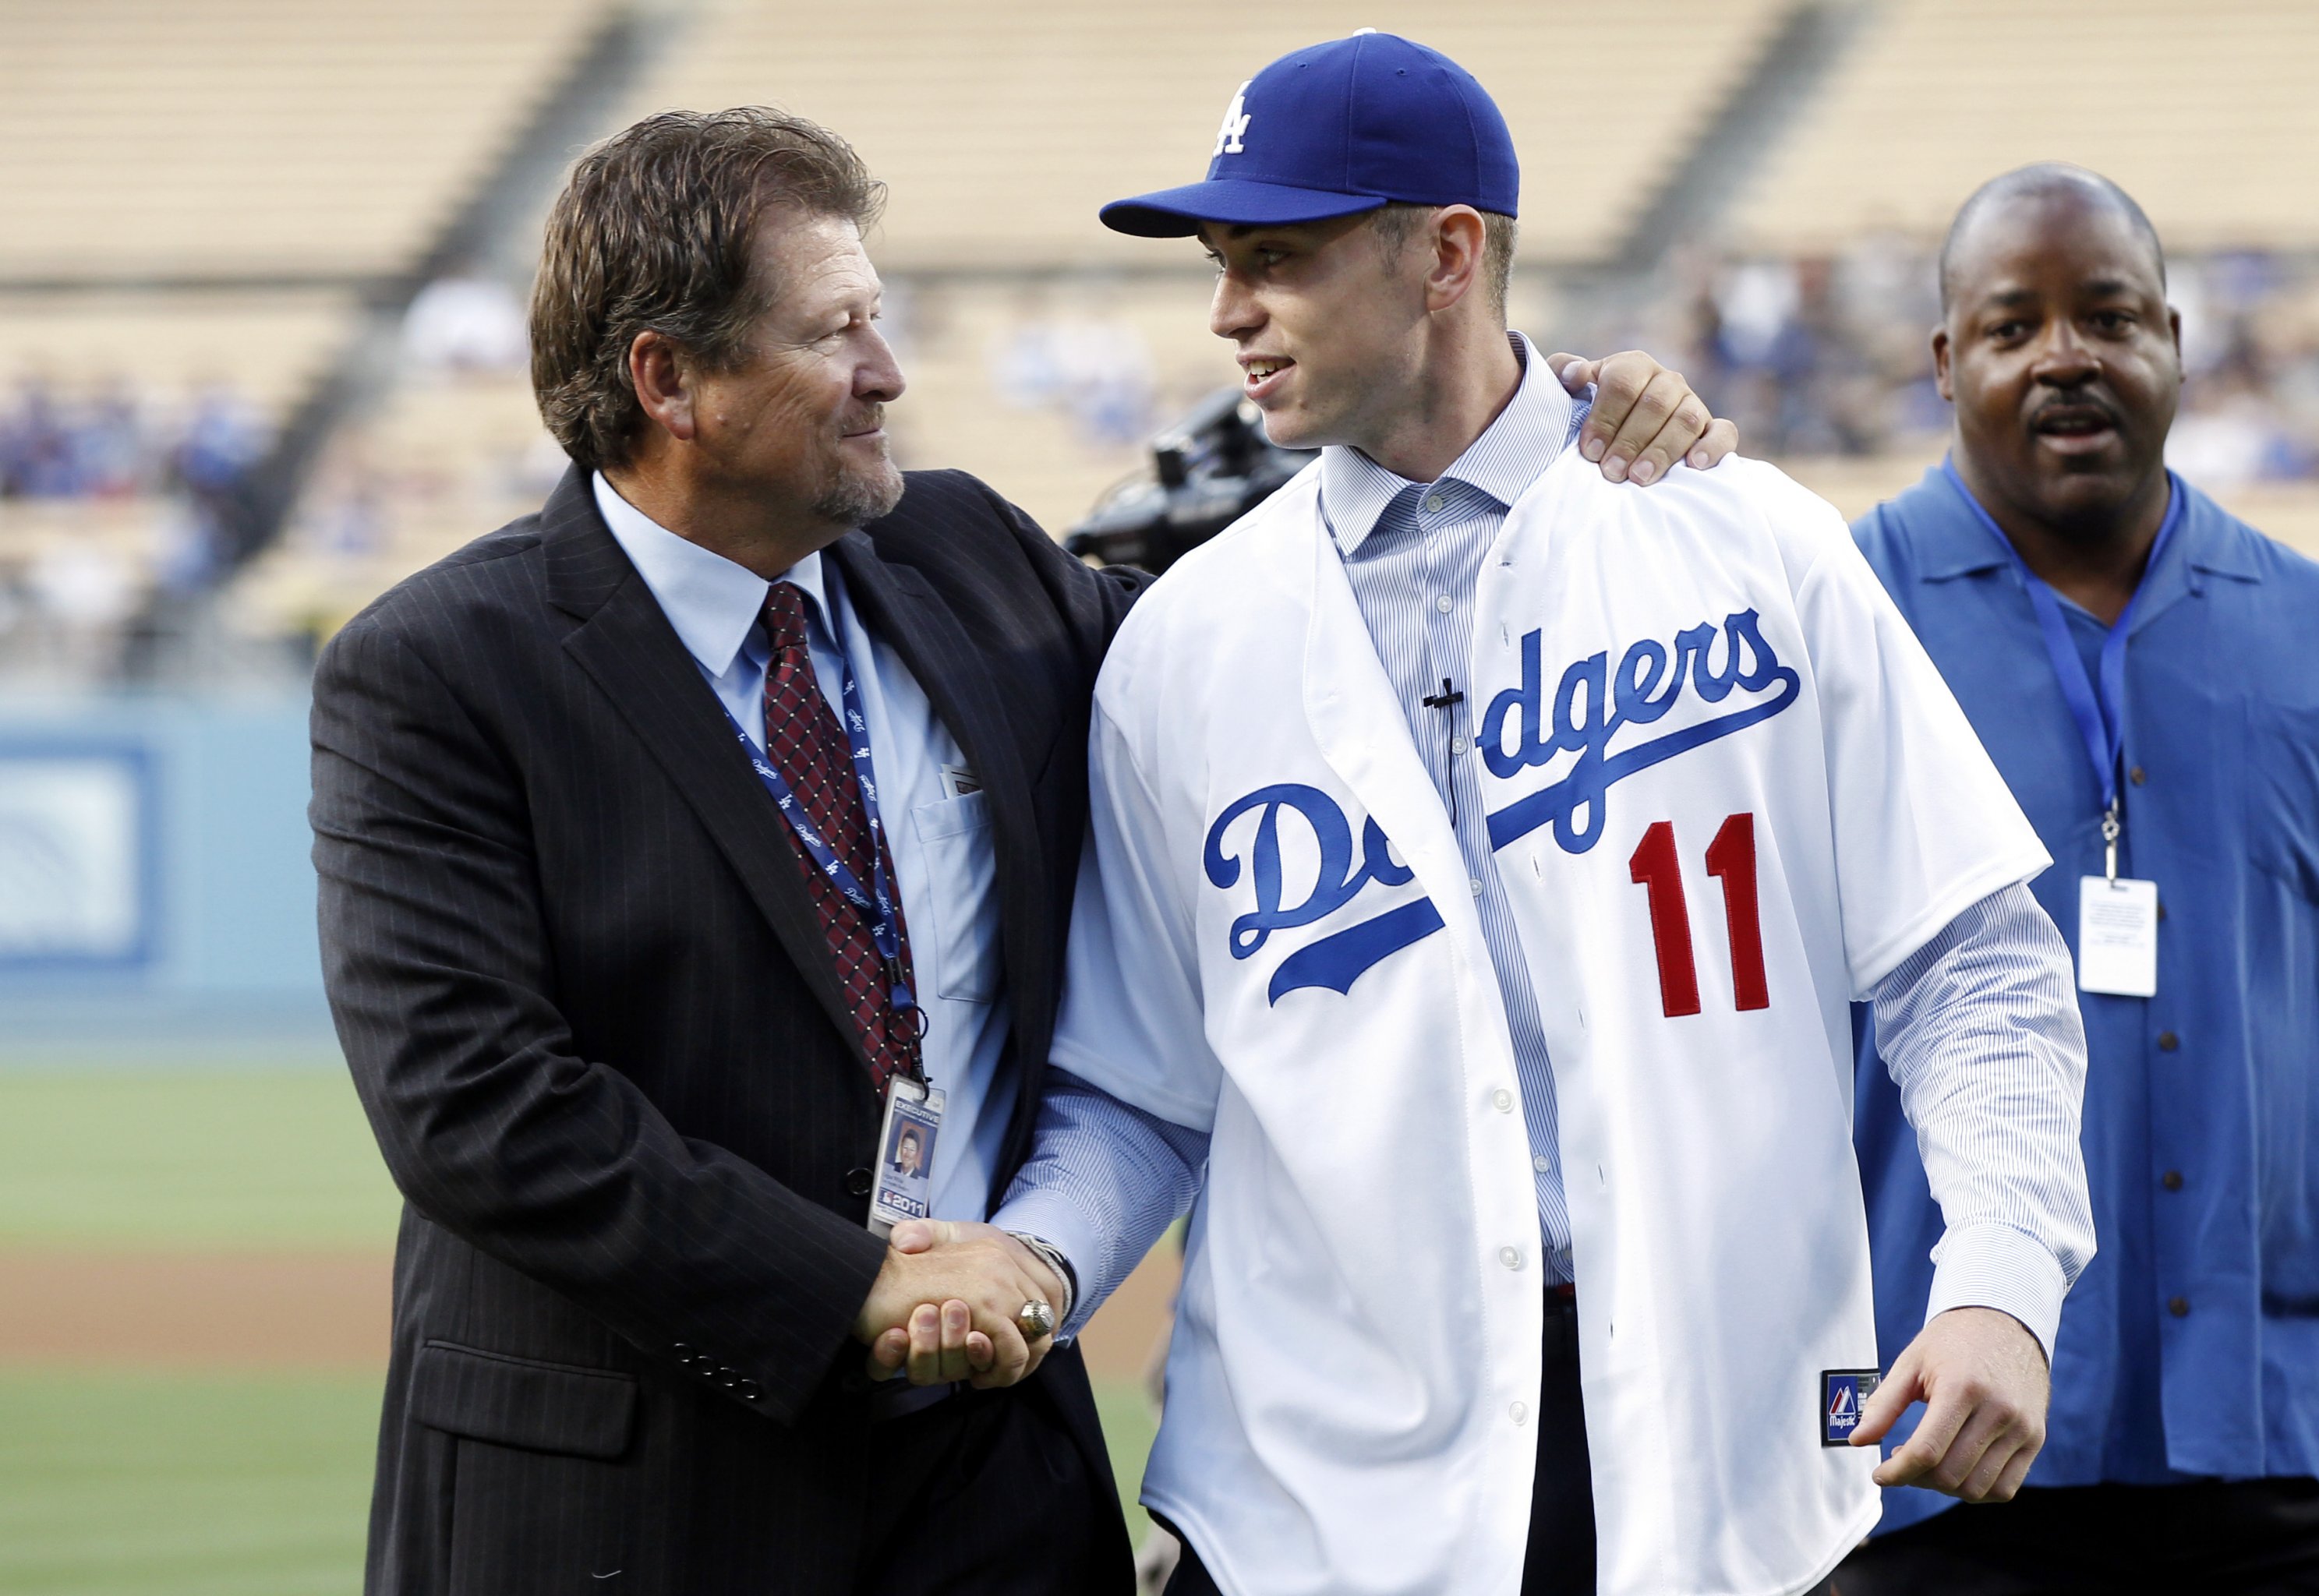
left=1942, top=457, right=2179, bottom=998
left=719, top=624, right=943, bottom=1235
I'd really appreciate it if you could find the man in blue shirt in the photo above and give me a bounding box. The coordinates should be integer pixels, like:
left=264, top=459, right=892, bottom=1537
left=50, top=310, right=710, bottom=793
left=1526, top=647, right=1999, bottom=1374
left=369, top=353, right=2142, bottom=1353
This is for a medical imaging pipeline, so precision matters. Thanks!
left=1838, top=164, right=2319, bottom=1592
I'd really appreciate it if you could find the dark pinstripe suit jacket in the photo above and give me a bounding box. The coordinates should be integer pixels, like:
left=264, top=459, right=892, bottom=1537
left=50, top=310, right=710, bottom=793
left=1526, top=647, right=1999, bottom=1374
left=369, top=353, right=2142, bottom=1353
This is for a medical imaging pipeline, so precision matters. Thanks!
left=311, top=466, right=1145, bottom=1594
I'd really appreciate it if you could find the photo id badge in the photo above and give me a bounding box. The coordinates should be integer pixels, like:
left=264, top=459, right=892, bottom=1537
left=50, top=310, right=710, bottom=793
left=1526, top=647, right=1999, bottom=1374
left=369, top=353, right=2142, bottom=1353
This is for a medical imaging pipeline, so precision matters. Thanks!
left=868, top=1077, right=944, bottom=1238
left=2078, top=875, right=2158, bottom=998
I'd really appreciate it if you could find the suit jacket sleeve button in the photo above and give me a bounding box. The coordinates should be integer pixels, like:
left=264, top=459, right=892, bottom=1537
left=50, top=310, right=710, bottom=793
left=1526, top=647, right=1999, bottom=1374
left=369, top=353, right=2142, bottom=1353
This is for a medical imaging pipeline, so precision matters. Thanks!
left=846, top=1166, right=875, bottom=1197
left=740, top=1379, right=763, bottom=1400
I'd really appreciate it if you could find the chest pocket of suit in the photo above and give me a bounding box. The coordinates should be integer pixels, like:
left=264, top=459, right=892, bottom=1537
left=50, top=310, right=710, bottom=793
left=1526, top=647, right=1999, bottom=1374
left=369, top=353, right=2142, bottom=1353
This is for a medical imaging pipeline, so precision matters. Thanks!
left=910, top=792, right=1002, bottom=1003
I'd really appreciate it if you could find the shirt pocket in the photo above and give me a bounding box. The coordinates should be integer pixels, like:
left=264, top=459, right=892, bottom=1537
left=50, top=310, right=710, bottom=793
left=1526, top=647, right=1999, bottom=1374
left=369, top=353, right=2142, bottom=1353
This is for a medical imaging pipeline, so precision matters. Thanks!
left=910, top=791, right=1002, bottom=1004
left=2245, top=700, right=2319, bottom=903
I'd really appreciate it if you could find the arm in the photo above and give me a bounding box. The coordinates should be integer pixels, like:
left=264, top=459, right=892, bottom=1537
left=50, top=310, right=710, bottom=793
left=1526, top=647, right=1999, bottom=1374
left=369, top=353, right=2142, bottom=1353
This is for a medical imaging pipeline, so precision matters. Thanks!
left=1782, top=496, right=2091, bottom=1500
left=864, top=681, right=1226, bottom=1383
left=314, top=612, right=903, bottom=1423
left=995, top=1069, right=1207, bottom=1336
left=1848, top=882, right=2095, bottom=1501
left=868, top=1071, right=1207, bottom=1386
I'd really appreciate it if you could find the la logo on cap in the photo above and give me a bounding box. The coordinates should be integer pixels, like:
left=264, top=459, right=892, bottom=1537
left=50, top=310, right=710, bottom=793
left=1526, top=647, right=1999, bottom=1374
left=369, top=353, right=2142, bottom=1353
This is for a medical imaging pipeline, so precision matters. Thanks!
left=1212, top=80, right=1251, bottom=157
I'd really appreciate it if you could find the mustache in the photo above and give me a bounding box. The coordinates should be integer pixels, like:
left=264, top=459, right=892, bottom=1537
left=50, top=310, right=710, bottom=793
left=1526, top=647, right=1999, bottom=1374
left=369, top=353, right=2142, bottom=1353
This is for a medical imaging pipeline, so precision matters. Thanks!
left=2025, top=390, right=2121, bottom=430
left=839, top=404, right=886, bottom=435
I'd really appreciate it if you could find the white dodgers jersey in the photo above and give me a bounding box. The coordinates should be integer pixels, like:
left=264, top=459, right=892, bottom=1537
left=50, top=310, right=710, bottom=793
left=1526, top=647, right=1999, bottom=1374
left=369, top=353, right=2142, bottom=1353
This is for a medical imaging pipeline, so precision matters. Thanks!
left=1050, top=454, right=2050, bottom=1596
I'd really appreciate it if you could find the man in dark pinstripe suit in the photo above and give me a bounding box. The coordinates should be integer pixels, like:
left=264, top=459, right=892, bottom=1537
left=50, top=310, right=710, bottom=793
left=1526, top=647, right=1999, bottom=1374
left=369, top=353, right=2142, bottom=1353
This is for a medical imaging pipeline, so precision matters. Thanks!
left=312, top=108, right=1143, bottom=1594
left=310, top=107, right=1727, bottom=1595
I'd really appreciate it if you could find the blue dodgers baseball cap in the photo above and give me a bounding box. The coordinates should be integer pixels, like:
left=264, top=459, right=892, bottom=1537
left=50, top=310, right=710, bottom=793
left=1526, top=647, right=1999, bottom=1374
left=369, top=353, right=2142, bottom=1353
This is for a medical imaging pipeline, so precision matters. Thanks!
left=1100, top=30, right=1519, bottom=238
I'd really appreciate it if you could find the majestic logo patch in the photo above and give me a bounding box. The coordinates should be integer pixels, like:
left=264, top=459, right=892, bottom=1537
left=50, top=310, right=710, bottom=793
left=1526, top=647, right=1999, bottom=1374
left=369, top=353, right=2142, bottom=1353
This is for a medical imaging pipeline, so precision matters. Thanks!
left=1482, top=609, right=1800, bottom=855
left=1203, top=784, right=1442, bottom=1003
left=1822, top=1368, right=1882, bottom=1446
left=1212, top=81, right=1253, bottom=157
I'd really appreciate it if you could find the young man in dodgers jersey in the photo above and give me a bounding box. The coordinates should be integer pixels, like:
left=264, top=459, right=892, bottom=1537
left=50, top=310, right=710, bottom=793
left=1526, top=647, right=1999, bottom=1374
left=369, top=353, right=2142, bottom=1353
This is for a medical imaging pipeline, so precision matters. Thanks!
left=903, top=35, right=2096, bottom=1596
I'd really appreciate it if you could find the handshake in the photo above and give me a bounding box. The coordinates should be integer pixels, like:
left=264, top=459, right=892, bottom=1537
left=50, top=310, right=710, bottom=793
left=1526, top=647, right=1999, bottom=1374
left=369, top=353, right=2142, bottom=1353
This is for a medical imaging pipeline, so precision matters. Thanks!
left=849, top=1219, right=1069, bottom=1389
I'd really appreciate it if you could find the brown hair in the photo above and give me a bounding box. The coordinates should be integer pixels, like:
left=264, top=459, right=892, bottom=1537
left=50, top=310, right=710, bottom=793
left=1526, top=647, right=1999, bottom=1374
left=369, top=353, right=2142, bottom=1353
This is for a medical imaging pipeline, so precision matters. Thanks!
left=1369, top=203, right=1518, bottom=322
left=530, top=107, right=886, bottom=473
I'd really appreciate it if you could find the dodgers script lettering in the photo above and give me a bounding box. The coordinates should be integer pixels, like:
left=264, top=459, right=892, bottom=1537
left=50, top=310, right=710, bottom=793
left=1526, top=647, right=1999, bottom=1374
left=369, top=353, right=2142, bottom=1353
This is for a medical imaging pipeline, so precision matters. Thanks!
left=1203, top=609, right=1801, bottom=1004
left=1481, top=609, right=1799, bottom=853
left=1203, top=785, right=1446, bottom=1003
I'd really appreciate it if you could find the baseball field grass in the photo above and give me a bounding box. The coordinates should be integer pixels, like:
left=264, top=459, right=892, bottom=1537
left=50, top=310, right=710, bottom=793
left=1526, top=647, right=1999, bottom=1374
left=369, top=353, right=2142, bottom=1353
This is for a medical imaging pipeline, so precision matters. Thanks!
left=0, top=1061, right=1161, bottom=1594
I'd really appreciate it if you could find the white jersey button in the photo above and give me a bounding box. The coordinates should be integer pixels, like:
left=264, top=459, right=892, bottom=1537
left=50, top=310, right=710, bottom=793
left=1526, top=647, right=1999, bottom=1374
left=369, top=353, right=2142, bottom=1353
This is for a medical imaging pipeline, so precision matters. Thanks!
left=1509, top=1400, right=1529, bottom=1425
left=1499, top=1246, right=1523, bottom=1270
left=1469, top=878, right=1483, bottom=896
left=1492, top=1088, right=1514, bottom=1112
left=1450, top=736, right=1469, bottom=754
left=1424, top=494, right=1444, bottom=513
left=1533, top=1154, right=1551, bottom=1173
left=1434, top=593, right=1454, bottom=613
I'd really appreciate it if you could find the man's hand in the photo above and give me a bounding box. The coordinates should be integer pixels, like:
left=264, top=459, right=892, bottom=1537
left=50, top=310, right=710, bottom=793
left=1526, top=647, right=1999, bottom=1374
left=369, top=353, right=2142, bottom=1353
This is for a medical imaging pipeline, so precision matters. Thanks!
left=1850, top=1306, right=2051, bottom=1502
left=1546, top=350, right=1737, bottom=486
left=852, top=1219, right=1066, bottom=1390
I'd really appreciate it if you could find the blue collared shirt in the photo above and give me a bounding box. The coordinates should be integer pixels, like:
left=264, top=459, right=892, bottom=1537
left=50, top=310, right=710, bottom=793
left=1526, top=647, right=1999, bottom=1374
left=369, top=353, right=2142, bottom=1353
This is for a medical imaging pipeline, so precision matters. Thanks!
left=591, top=474, right=1016, bottom=1224
left=1854, top=464, right=2319, bottom=1531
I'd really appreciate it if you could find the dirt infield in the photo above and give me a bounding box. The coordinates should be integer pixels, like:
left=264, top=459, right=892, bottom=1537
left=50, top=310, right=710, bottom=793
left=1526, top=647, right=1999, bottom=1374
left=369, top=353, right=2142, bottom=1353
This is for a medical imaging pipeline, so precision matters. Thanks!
left=0, top=1245, right=1179, bottom=1378
left=0, top=1251, right=391, bottom=1367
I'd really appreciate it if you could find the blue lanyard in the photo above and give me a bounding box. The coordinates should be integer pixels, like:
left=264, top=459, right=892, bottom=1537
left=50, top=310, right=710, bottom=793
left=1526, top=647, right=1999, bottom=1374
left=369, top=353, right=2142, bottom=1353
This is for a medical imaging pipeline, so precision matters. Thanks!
left=722, top=615, right=924, bottom=1069
left=1939, top=457, right=2183, bottom=849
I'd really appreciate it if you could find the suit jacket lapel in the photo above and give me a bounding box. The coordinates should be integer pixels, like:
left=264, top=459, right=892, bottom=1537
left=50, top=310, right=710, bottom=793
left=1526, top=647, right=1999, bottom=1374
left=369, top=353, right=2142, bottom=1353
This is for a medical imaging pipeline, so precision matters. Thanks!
left=829, top=532, right=1053, bottom=1072
left=539, top=470, right=875, bottom=1079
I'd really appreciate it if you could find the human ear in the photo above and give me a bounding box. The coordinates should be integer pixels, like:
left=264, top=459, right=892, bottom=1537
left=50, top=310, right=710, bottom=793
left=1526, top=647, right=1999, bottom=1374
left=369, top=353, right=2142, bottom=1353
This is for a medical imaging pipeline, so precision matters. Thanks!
left=1931, top=325, right=1954, bottom=404
left=627, top=330, right=698, bottom=444
left=1425, top=206, right=1486, bottom=315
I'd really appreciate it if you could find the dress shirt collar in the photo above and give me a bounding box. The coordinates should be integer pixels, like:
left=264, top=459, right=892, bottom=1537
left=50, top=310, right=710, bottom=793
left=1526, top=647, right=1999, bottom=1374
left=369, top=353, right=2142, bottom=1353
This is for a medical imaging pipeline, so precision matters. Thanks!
left=591, top=471, right=829, bottom=675
left=1318, top=330, right=1577, bottom=556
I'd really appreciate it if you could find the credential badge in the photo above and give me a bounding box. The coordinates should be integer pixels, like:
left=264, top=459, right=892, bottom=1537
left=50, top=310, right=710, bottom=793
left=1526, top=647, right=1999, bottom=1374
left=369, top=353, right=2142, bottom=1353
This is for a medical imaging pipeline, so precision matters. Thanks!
left=1213, top=81, right=1252, bottom=157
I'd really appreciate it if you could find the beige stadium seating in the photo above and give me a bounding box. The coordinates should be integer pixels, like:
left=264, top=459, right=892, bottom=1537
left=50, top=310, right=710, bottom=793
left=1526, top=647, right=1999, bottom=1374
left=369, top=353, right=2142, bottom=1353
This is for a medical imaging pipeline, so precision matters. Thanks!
left=0, top=0, right=609, bottom=281
left=234, top=370, right=554, bottom=641
left=0, top=289, right=354, bottom=416
left=631, top=0, right=1793, bottom=270
left=1732, top=0, right=2319, bottom=254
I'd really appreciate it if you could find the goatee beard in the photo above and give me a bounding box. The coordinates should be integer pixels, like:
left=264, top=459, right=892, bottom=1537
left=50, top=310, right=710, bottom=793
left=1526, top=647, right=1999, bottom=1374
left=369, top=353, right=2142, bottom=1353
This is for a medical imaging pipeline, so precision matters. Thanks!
left=813, top=456, right=905, bottom=528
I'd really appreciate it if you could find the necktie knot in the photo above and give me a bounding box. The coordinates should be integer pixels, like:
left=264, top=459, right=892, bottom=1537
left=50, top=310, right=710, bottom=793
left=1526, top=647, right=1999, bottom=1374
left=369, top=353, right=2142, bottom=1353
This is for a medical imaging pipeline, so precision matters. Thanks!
left=763, top=581, right=811, bottom=654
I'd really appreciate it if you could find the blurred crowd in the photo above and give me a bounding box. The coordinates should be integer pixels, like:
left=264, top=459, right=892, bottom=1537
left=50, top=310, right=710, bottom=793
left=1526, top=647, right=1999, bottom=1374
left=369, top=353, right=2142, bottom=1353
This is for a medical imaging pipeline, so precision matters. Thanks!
left=1637, top=238, right=2319, bottom=482
left=0, top=375, right=268, bottom=514
left=0, top=376, right=273, bottom=680
left=9, top=243, right=2319, bottom=690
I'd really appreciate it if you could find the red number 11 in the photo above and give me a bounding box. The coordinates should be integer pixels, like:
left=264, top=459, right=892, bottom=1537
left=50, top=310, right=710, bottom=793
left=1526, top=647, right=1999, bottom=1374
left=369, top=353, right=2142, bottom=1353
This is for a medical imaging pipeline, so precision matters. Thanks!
left=1627, top=812, right=1769, bottom=1019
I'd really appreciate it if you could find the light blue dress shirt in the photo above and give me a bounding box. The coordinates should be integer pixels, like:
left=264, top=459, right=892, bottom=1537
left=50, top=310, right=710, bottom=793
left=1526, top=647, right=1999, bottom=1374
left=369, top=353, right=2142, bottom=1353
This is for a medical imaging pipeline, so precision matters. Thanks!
left=998, top=348, right=2091, bottom=1351
left=591, top=474, right=1014, bottom=1226
left=1317, top=333, right=1586, bottom=1279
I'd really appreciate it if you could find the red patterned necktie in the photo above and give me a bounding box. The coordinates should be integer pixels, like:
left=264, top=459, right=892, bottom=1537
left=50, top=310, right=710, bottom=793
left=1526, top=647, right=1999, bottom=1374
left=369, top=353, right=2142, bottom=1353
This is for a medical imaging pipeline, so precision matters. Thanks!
left=759, top=581, right=920, bottom=1092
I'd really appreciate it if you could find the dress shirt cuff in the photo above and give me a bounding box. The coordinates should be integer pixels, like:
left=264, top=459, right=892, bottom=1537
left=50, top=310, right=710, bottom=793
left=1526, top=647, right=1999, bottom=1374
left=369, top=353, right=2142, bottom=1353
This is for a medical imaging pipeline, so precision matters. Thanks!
left=1003, top=1231, right=1076, bottom=1326
left=990, top=1190, right=1110, bottom=1342
left=1925, top=1220, right=2069, bottom=1364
